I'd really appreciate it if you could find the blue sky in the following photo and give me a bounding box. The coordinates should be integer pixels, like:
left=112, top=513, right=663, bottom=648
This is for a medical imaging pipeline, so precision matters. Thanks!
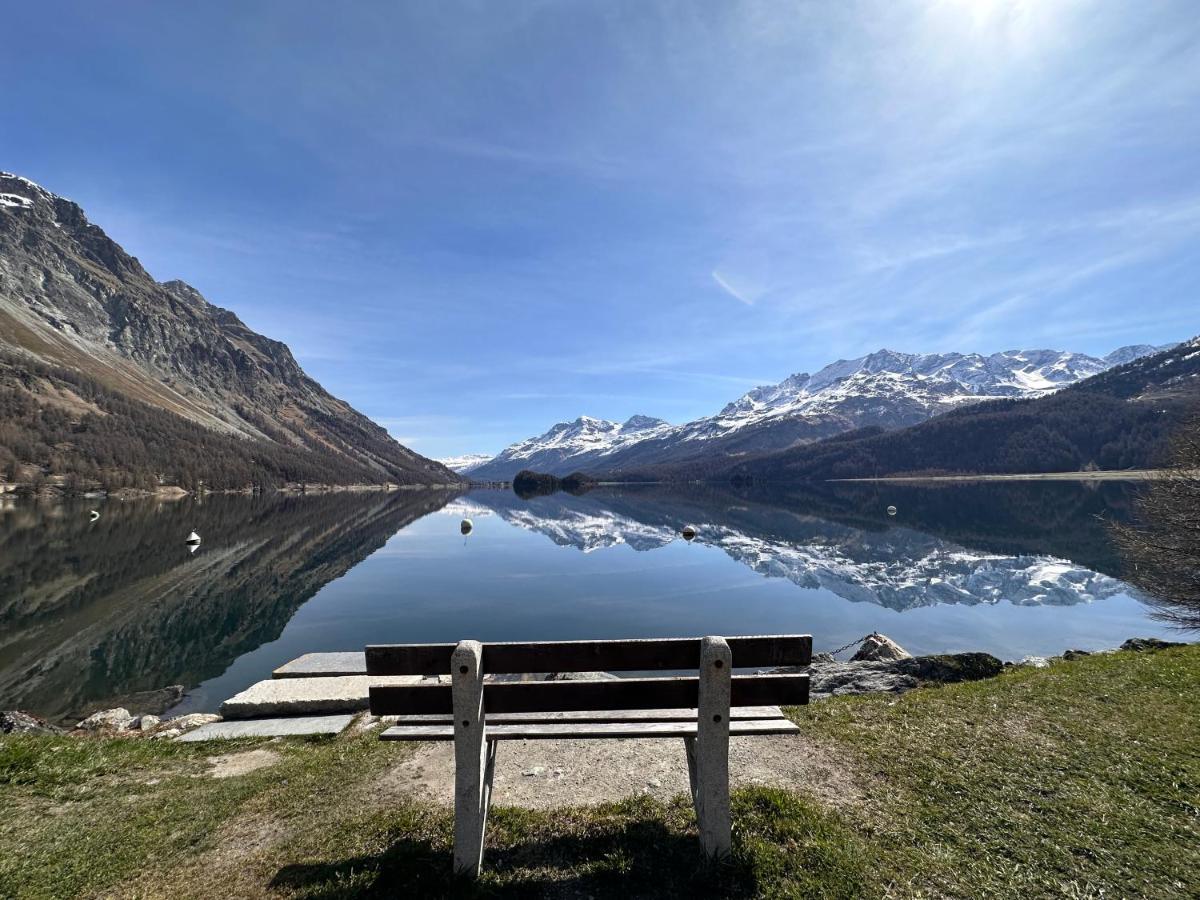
left=3, top=1, right=1198, bottom=457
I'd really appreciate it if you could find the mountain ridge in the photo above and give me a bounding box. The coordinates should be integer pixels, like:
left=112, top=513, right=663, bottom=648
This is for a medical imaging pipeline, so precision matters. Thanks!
left=701, top=337, right=1200, bottom=482
left=467, top=344, right=1170, bottom=480
left=0, top=171, right=461, bottom=490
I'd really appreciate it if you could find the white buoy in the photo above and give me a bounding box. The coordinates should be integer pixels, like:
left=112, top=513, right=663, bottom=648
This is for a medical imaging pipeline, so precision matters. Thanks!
left=887, top=506, right=897, bottom=517
left=681, top=524, right=697, bottom=541
left=186, top=530, right=201, bottom=545
left=460, top=519, right=473, bottom=535
left=89, top=510, right=100, bottom=522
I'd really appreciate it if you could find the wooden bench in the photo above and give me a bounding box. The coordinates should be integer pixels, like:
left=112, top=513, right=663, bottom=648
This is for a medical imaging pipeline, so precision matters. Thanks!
left=366, top=634, right=811, bottom=876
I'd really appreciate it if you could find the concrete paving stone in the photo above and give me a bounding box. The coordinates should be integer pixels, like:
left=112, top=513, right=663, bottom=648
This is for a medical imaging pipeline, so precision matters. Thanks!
left=176, top=714, right=356, bottom=741
left=220, top=675, right=423, bottom=718
left=273, top=652, right=366, bottom=678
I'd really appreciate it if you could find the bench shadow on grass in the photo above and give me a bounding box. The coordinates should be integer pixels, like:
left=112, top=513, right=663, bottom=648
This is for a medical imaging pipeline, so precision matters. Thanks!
left=269, top=816, right=758, bottom=899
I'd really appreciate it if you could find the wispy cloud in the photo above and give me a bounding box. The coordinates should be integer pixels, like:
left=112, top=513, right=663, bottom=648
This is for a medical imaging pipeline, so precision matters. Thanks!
left=711, top=269, right=757, bottom=305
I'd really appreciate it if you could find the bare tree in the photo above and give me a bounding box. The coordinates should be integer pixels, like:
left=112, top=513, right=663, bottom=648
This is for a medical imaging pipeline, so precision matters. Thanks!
left=1114, top=419, right=1200, bottom=630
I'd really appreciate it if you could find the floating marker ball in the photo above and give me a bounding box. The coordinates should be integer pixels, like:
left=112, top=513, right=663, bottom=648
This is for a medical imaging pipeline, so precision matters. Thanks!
left=681, top=524, right=697, bottom=541
left=460, top=519, right=474, bottom=535
left=887, top=505, right=897, bottom=517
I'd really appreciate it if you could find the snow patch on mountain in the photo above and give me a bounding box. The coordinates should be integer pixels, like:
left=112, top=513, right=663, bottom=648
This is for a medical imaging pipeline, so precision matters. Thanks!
left=437, top=453, right=494, bottom=474
left=0, top=193, right=34, bottom=210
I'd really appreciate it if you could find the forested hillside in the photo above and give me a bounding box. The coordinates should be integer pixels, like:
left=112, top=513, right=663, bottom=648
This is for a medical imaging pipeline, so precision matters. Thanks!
left=0, top=352, right=440, bottom=492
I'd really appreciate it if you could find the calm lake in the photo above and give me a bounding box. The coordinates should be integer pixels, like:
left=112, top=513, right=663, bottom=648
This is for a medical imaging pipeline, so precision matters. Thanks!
left=0, top=482, right=1179, bottom=724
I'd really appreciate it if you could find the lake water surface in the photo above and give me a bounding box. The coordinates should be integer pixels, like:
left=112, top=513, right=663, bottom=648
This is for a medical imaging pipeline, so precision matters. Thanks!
left=0, top=482, right=1179, bottom=723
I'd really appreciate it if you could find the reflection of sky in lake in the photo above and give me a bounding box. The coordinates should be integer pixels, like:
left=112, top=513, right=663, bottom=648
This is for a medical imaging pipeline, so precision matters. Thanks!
left=0, top=483, right=1181, bottom=721
left=175, top=487, right=1174, bottom=714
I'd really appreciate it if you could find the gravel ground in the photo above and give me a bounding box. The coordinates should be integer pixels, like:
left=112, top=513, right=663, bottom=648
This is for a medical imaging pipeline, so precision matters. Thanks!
left=380, top=732, right=863, bottom=810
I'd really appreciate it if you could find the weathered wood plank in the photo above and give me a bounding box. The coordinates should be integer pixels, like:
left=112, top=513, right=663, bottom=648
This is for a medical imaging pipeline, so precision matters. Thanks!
left=380, top=724, right=456, bottom=740
left=370, top=673, right=809, bottom=716
left=486, top=719, right=800, bottom=739
left=387, top=705, right=786, bottom=725
left=379, top=718, right=800, bottom=742
left=272, top=652, right=366, bottom=678
left=366, top=635, right=811, bottom=676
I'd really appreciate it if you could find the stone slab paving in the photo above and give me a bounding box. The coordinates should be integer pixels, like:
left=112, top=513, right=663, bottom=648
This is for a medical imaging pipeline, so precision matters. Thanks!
left=273, top=651, right=366, bottom=678
left=176, top=714, right=356, bottom=741
left=220, top=675, right=422, bottom=718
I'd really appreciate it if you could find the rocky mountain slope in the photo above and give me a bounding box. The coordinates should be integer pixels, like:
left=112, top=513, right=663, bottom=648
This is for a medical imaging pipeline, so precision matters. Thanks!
left=0, top=171, right=459, bottom=488
left=468, top=346, right=1167, bottom=480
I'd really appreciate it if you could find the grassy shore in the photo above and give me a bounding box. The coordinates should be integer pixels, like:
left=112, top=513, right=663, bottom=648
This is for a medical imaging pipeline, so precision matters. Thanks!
left=2, top=646, right=1197, bottom=898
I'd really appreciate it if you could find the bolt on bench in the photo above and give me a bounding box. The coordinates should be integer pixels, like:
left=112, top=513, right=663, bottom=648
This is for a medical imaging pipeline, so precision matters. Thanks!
left=366, top=634, right=811, bottom=876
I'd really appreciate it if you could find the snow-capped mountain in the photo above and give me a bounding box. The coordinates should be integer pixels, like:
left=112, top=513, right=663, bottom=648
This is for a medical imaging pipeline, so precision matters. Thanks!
left=469, top=415, right=672, bottom=480
left=466, top=346, right=1170, bottom=480
left=437, top=454, right=494, bottom=474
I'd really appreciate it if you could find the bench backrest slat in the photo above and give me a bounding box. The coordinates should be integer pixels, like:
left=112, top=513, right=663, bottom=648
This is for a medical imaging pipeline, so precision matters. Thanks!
left=369, top=673, right=809, bottom=715
left=366, top=634, right=810, bottom=676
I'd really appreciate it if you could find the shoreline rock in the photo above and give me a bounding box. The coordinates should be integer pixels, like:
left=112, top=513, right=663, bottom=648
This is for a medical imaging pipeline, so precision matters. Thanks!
left=851, top=633, right=912, bottom=662
left=1, top=710, right=64, bottom=735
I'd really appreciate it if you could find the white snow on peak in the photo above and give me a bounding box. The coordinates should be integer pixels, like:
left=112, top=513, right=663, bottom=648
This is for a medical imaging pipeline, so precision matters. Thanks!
left=0, top=193, right=34, bottom=210
left=437, top=453, right=494, bottom=474
left=0, top=172, right=54, bottom=200
left=481, top=414, right=673, bottom=469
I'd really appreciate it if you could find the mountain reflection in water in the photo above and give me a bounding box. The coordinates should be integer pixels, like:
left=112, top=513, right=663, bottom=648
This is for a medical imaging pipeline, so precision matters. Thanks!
left=0, top=481, right=1164, bottom=724
left=465, top=482, right=1140, bottom=612
left=0, top=491, right=457, bottom=722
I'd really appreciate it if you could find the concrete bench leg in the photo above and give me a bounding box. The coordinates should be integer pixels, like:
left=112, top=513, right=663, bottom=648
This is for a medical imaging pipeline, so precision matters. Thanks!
left=695, top=635, right=732, bottom=860
left=452, top=640, right=488, bottom=877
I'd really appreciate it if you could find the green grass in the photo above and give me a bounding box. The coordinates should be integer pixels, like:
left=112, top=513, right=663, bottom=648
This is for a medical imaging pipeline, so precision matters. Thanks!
left=791, top=646, right=1200, bottom=898
left=1, top=646, right=1197, bottom=899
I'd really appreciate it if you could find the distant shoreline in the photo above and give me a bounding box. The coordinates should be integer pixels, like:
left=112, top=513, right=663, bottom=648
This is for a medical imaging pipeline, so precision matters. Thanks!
left=832, top=469, right=1169, bottom=483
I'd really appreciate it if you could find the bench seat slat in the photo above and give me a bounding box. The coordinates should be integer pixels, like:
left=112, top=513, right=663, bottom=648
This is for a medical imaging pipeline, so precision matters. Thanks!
left=380, top=718, right=800, bottom=742
left=367, top=635, right=811, bottom=676
left=388, top=705, right=786, bottom=725
left=370, top=673, right=808, bottom=716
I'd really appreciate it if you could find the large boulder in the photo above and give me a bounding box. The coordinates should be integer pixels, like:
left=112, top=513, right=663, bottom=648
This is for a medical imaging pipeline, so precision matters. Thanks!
left=808, top=662, right=919, bottom=699
left=165, top=713, right=221, bottom=729
left=851, top=633, right=912, bottom=662
left=76, top=708, right=135, bottom=731
left=902, top=653, right=1005, bottom=683
left=1120, top=637, right=1185, bottom=652
left=804, top=651, right=1004, bottom=701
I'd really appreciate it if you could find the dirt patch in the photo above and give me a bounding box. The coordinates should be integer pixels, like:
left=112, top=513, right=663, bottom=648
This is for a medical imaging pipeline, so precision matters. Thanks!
left=205, top=748, right=281, bottom=779
left=376, top=733, right=864, bottom=811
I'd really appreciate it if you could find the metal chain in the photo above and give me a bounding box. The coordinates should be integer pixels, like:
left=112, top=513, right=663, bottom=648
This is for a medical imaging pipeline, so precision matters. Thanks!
left=825, top=634, right=871, bottom=658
